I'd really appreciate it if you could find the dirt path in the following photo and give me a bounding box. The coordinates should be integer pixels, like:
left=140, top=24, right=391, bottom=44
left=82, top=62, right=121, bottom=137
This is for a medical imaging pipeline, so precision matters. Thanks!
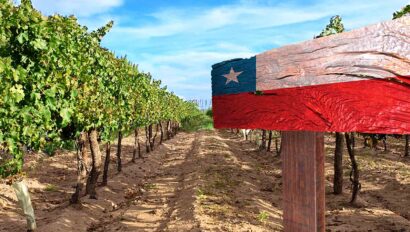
left=93, top=132, right=202, bottom=231
left=2, top=130, right=410, bottom=231
left=91, top=130, right=282, bottom=231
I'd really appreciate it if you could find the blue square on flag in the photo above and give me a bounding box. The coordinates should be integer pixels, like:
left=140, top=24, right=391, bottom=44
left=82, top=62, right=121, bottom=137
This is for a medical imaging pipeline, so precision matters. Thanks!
left=211, top=57, right=256, bottom=96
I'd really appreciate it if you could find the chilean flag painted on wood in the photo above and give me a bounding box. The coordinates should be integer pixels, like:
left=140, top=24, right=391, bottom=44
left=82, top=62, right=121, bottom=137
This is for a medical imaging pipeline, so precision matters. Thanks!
left=212, top=16, right=410, bottom=134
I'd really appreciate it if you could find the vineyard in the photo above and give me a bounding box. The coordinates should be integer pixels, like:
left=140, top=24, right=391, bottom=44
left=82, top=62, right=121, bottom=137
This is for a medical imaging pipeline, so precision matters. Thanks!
left=1, top=0, right=410, bottom=231
left=0, top=2, right=203, bottom=182
left=0, top=1, right=203, bottom=230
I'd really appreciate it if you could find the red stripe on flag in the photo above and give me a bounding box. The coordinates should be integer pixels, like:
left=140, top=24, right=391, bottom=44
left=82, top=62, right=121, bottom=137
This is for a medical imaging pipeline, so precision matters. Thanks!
left=212, top=79, right=410, bottom=134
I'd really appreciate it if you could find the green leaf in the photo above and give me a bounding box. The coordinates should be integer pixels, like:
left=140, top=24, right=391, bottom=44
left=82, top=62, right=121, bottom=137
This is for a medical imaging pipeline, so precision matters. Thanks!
left=393, top=5, right=410, bottom=19
left=17, top=32, right=28, bottom=44
left=44, top=88, right=56, bottom=98
left=10, top=85, right=25, bottom=103
left=0, top=60, right=5, bottom=73
left=60, top=108, right=72, bottom=127
left=32, top=38, right=47, bottom=50
left=70, top=89, right=78, bottom=99
left=40, top=107, right=51, bottom=122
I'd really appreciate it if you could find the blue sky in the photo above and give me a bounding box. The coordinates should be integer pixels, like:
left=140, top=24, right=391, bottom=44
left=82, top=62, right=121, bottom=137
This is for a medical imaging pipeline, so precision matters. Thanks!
left=30, top=0, right=408, bottom=100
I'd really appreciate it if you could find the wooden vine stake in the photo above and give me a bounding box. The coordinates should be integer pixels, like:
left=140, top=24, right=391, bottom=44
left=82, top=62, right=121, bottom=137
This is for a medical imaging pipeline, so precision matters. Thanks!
left=211, top=16, right=410, bottom=231
left=282, top=131, right=324, bottom=231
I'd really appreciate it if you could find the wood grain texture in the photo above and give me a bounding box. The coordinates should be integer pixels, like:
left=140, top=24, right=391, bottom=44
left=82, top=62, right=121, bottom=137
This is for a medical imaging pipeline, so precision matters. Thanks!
left=256, top=16, right=410, bottom=90
left=282, top=131, right=325, bottom=232
left=212, top=79, right=410, bottom=134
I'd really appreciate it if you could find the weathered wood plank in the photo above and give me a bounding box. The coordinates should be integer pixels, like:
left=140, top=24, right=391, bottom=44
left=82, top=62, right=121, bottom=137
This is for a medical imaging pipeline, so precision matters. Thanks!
left=282, top=131, right=325, bottom=232
left=212, top=79, right=410, bottom=134
left=256, top=16, right=410, bottom=90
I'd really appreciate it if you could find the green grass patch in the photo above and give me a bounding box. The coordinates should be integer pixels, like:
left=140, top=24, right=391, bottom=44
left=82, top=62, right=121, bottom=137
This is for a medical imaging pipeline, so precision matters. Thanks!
left=181, top=111, right=214, bottom=132
left=44, top=184, right=58, bottom=192
left=43, top=139, right=76, bottom=156
left=257, top=210, right=269, bottom=223
left=143, top=183, right=157, bottom=190
left=196, top=188, right=207, bottom=201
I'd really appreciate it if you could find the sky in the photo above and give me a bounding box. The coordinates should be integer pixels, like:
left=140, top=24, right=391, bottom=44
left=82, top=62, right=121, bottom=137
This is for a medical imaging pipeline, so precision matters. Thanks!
left=29, top=0, right=408, bottom=100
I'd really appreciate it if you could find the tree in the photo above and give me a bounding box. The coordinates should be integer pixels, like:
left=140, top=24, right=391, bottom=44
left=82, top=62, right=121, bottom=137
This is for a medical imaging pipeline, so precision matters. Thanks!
left=260, top=130, right=267, bottom=150
left=315, top=15, right=344, bottom=38
left=316, top=15, right=345, bottom=195
left=267, top=131, right=273, bottom=152
left=393, top=5, right=410, bottom=19
left=334, top=133, right=344, bottom=194
left=345, top=133, right=360, bottom=205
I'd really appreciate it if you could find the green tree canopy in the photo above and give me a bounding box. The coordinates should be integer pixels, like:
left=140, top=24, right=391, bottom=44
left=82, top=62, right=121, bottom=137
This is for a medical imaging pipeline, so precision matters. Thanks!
left=393, top=5, right=410, bottom=19
left=315, top=15, right=345, bottom=38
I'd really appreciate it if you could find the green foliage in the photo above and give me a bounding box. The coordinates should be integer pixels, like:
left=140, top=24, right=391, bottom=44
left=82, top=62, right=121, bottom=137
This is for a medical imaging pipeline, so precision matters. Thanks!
left=143, top=183, right=157, bottom=190
left=315, top=15, right=345, bottom=38
left=196, top=188, right=207, bottom=201
left=205, top=108, right=213, bottom=118
left=254, top=90, right=264, bottom=96
left=257, top=211, right=269, bottom=223
left=393, top=5, right=410, bottom=19
left=43, top=142, right=59, bottom=156
left=0, top=0, right=200, bottom=178
left=44, top=184, right=58, bottom=192
left=181, top=109, right=213, bottom=132
left=61, top=140, right=76, bottom=151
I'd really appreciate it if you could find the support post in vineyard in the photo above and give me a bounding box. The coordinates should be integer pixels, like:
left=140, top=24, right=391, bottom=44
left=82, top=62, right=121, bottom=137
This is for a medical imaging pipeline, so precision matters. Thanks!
left=260, top=130, right=267, bottom=150
left=159, top=122, right=164, bottom=144
left=275, top=134, right=282, bottom=156
left=145, top=126, right=151, bottom=153
left=334, top=132, right=344, bottom=194
left=211, top=16, right=410, bottom=231
left=102, top=142, right=111, bottom=186
left=117, top=131, right=122, bottom=172
left=267, top=131, right=273, bottom=152
left=148, top=124, right=154, bottom=151
left=166, top=120, right=171, bottom=139
left=132, top=128, right=140, bottom=162
left=282, top=131, right=324, bottom=231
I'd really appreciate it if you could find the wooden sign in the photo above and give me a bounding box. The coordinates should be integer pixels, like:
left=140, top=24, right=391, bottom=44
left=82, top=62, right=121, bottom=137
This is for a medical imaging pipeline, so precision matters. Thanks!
left=211, top=16, right=410, bottom=232
left=212, top=16, right=410, bottom=134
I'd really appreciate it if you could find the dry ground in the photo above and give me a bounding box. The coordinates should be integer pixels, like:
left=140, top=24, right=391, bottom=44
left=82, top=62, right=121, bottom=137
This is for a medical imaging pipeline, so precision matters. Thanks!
left=1, top=130, right=410, bottom=231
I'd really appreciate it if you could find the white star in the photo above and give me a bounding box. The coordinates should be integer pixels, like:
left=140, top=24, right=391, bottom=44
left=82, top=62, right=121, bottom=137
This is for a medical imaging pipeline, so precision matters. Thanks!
left=223, top=67, right=242, bottom=84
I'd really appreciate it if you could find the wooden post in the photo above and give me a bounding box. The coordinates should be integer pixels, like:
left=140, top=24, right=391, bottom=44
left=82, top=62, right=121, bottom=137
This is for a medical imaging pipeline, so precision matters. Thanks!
left=282, top=131, right=325, bottom=232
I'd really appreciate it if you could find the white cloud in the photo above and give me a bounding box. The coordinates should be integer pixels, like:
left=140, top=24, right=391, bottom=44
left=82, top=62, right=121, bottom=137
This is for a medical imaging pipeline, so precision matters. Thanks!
left=114, top=0, right=407, bottom=40
left=116, top=4, right=327, bottom=38
left=31, top=0, right=123, bottom=17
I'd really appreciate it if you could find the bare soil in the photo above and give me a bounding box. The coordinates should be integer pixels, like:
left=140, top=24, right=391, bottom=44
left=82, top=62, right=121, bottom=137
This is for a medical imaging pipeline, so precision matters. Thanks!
left=1, top=130, right=410, bottom=231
